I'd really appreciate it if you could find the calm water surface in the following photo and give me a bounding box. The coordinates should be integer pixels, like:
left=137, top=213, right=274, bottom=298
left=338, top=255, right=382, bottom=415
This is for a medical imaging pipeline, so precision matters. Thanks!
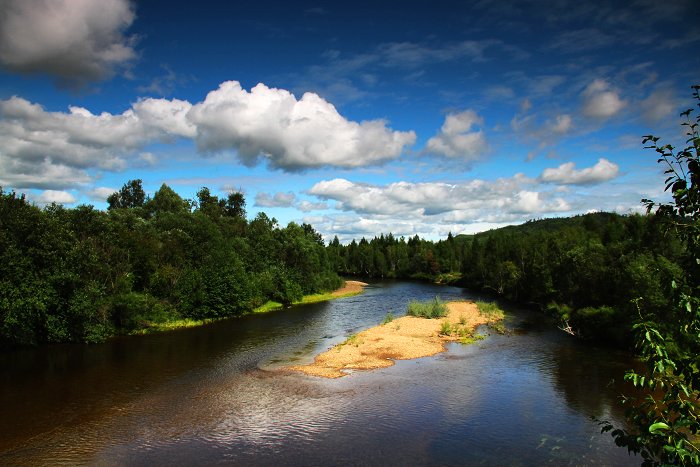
left=1, top=281, right=637, bottom=465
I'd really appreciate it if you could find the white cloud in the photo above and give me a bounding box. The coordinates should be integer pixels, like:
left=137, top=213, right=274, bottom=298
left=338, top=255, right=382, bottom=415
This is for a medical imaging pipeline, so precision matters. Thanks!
left=0, top=95, right=195, bottom=189
left=0, top=81, right=413, bottom=191
left=0, top=0, right=137, bottom=87
left=188, top=81, right=415, bottom=170
left=548, top=114, right=573, bottom=134
left=0, top=153, right=92, bottom=190
left=639, top=88, right=677, bottom=123
left=85, top=186, right=116, bottom=202
left=581, top=79, right=626, bottom=119
left=425, top=110, right=487, bottom=160
left=540, top=158, right=619, bottom=185
left=255, top=191, right=297, bottom=208
left=298, top=200, right=328, bottom=212
left=35, top=189, right=76, bottom=205
left=0, top=96, right=193, bottom=167
left=309, top=176, right=569, bottom=223
left=138, top=152, right=158, bottom=166
left=305, top=167, right=648, bottom=242
left=305, top=175, right=576, bottom=243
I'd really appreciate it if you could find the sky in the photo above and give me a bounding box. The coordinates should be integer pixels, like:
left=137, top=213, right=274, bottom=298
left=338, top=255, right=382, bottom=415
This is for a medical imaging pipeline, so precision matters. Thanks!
left=0, top=0, right=699, bottom=242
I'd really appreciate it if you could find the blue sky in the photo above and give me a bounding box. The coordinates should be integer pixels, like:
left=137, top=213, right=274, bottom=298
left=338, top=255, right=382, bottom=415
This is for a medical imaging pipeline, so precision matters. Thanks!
left=1, top=0, right=698, bottom=241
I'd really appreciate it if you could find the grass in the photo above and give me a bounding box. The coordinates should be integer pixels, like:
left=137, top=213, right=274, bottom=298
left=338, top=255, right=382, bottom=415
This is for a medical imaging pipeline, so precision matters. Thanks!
left=459, top=332, right=485, bottom=345
left=253, top=282, right=365, bottom=314
left=129, top=317, right=219, bottom=334
left=475, top=301, right=506, bottom=320
left=381, top=311, right=394, bottom=325
left=253, top=301, right=284, bottom=313
left=439, top=320, right=452, bottom=336
left=407, top=296, right=448, bottom=319
left=297, top=291, right=341, bottom=304
left=434, top=272, right=463, bottom=285
left=475, top=301, right=507, bottom=334
left=337, top=333, right=363, bottom=349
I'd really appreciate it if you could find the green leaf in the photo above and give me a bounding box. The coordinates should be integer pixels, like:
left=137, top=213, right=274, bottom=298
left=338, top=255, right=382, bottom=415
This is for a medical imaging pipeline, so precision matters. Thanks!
left=648, top=422, right=670, bottom=434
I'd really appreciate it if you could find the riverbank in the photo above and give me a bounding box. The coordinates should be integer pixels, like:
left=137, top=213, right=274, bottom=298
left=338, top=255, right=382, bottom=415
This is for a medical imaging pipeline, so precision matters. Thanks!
left=132, top=281, right=368, bottom=334
left=253, top=280, right=368, bottom=313
left=288, top=300, right=503, bottom=378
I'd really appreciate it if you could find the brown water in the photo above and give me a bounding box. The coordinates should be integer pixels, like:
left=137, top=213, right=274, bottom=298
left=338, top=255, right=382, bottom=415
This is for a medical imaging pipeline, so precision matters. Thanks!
left=0, top=281, right=638, bottom=465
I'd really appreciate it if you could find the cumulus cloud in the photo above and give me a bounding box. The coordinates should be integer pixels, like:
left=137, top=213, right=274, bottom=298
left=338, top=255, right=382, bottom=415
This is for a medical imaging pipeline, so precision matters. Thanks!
left=0, top=95, right=194, bottom=188
left=298, top=200, right=328, bottom=212
left=85, top=186, right=117, bottom=202
left=255, top=191, right=329, bottom=212
left=35, top=189, right=76, bottom=205
left=581, top=79, right=626, bottom=119
left=305, top=169, right=645, bottom=242
left=0, top=95, right=193, bottom=167
left=540, top=158, right=619, bottom=185
left=306, top=176, right=578, bottom=242
left=309, top=176, right=569, bottom=221
left=0, top=81, right=413, bottom=190
left=255, top=191, right=297, bottom=208
left=0, top=0, right=137, bottom=88
left=188, top=81, right=415, bottom=170
left=425, top=110, right=488, bottom=160
left=0, top=153, right=92, bottom=190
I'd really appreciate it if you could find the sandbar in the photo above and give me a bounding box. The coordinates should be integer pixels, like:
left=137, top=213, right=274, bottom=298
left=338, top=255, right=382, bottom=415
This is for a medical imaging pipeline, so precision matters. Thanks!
left=288, top=301, right=501, bottom=378
left=331, top=280, right=368, bottom=298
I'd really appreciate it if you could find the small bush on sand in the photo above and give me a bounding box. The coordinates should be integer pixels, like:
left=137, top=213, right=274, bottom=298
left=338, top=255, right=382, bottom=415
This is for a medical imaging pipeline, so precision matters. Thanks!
left=338, top=333, right=363, bottom=350
left=475, top=301, right=505, bottom=320
left=407, top=296, right=448, bottom=319
left=381, top=311, right=394, bottom=325
left=439, top=320, right=452, bottom=336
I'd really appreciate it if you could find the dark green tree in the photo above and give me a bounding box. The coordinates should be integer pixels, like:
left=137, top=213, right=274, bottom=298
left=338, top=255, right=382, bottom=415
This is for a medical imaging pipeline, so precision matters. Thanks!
left=107, top=179, right=146, bottom=210
left=146, top=184, right=190, bottom=216
left=224, top=191, right=246, bottom=219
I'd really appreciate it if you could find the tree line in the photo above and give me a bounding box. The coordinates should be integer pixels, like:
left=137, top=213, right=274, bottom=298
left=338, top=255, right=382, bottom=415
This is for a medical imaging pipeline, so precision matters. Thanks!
left=328, top=212, right=685, bottom=346
left=2, top=178, right=684, bottom=349
left=0, top=182, right=340, bottom=347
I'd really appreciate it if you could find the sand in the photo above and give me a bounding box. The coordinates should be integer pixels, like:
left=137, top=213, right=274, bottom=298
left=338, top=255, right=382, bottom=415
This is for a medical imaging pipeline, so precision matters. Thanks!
left=331, top=280, right=368, bottom=298
left=288, top=301, right=500, bottom=378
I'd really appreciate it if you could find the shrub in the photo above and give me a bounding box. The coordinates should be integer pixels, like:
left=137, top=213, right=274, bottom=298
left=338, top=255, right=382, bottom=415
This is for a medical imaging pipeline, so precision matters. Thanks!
left=381, top=311, right=394, bottom=325
left=407, top=296, right=448, bottom=318
left=475, top=301, right=505, bottom=320
left=439, top=320, right=452, bottom=336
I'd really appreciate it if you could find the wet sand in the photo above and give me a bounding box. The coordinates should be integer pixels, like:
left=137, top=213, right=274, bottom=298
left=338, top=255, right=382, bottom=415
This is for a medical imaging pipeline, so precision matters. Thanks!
left=289, top=301, right=500, bottom=378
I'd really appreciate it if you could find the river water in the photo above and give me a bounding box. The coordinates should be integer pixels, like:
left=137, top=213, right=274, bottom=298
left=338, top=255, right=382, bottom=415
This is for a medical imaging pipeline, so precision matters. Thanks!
left=1, top=281, right=638, bottom=465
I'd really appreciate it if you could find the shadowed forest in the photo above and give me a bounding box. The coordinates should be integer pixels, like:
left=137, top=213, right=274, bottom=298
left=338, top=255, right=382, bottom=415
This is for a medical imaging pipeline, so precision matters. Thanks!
left=0, top=182, right=684, bottom=348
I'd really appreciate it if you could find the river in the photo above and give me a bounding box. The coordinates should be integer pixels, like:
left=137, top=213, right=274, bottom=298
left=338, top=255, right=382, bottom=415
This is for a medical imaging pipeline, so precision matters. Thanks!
left=0, top=280, right=637, bottom=465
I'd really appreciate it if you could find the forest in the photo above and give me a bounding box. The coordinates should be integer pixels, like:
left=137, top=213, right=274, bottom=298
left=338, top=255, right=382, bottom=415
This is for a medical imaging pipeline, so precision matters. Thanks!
left=0, top=180, right=685, bottom=349
left=327, top=212, right=684, bottom=346
left=0, top=182, right=340, bottom=347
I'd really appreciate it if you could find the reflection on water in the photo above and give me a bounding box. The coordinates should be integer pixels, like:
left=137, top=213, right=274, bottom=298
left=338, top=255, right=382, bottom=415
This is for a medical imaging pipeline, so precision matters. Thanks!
left=0, top=281, right=637, bottom=465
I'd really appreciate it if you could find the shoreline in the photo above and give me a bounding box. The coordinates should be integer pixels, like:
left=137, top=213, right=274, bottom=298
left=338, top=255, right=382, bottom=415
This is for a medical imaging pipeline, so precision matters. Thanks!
left=287, top=301, right=503, bottom=379
left=252, top=280, right=368, bottom=313
left=132, top=280, right=368, bottom=335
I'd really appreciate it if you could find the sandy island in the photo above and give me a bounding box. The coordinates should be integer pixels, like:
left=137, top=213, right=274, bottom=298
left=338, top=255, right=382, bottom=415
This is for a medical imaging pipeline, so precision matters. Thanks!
left=288, top=301, right=501, bottom=378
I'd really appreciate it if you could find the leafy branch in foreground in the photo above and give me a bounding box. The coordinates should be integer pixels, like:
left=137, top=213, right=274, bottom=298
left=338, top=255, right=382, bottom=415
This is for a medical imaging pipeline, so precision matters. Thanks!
left=602, top=85, right=700, bottom=465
